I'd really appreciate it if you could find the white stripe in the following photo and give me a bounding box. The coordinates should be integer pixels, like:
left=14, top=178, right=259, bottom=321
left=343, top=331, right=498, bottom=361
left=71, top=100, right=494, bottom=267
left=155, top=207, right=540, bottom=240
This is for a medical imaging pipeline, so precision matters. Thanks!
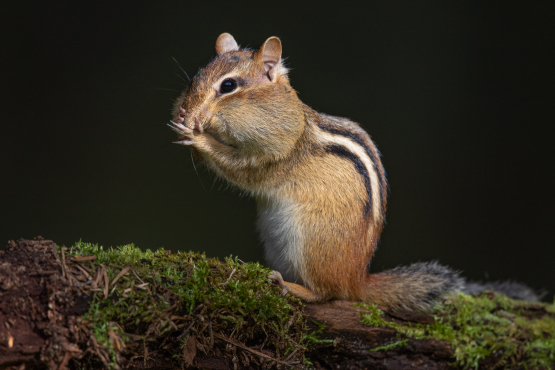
left=316, top=129, right=382, bottom=222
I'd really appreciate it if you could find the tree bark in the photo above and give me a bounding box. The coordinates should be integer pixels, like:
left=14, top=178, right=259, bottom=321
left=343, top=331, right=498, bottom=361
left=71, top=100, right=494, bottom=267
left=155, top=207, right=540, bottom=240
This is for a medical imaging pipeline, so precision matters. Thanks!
left=303, top=301, right=455, bottom=369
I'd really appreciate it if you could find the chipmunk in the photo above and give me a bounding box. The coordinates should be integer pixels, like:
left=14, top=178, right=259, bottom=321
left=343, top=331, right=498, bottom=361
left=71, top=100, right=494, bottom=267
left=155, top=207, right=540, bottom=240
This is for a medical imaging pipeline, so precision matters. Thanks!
left=169, top=33, right=539, bottom=312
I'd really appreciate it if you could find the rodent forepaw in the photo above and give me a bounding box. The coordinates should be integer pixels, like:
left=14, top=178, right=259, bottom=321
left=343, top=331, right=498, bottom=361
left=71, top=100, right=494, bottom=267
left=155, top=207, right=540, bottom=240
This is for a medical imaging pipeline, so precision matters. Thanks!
left=168, top=120, right=192, bottom=135
left=169, top=108, right=206, bottom=146
left=168, top=120, right=194, bottom=145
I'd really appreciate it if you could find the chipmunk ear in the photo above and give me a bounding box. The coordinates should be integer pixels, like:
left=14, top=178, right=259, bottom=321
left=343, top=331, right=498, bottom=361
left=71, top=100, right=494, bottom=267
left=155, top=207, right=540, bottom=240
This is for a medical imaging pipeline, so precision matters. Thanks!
left=257, top=36, right=286, bottom=81
left=215, top=33, right=239, bottom=54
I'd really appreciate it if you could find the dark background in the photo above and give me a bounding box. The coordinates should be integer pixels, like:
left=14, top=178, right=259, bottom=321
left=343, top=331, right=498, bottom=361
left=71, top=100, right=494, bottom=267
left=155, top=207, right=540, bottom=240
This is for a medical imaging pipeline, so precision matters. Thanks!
left=1, top=2, right=554, bottom=298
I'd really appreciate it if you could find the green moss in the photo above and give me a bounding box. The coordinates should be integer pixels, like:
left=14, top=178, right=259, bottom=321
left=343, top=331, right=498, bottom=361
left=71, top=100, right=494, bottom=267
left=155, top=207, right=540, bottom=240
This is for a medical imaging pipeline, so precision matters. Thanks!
left=369, top=339, right=409, bottom=352
left=66, top=241, right=308, bottom=367
left=302, top=320, right=334, bottom=345
left=299, top=320, right=334, bottom=367
left=358, top=293, right=555, bottom=369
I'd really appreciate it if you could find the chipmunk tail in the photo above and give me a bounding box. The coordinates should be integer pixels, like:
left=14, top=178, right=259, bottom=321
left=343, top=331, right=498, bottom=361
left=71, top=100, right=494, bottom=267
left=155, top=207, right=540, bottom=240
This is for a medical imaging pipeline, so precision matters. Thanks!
left=365, top=261, right=464, bottom=313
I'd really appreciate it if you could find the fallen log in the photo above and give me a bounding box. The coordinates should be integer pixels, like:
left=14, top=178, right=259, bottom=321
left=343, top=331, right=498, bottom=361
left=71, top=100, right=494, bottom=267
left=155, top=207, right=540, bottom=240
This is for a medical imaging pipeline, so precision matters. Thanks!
left=1, top=238, right=553, bottom=370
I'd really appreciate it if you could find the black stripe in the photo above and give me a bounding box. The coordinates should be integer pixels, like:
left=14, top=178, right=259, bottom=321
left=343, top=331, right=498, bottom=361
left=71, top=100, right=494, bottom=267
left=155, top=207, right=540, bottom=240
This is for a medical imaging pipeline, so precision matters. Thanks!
left=318, top=123, right=387, bottom=213
left=325, top=144, right=372, bottom=217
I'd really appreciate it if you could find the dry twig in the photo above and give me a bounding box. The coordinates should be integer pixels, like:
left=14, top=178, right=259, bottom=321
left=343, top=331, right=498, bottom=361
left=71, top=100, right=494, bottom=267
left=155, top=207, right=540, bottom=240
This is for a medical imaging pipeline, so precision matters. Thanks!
left=71, top=255, right=97, bottom=262
left=213, top=333, right=295, bottom=366
left=110, top=266, right=130, bottom=286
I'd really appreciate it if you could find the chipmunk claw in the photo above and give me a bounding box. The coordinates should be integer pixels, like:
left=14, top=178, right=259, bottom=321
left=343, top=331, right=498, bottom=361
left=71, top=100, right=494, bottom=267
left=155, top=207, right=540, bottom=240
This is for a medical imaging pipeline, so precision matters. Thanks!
left=173, top=139, right=194, bottom=146
left=169, top=118, right=197, bottom=146
left=269, top=270, right=290, bottom=296
left=168, top=121, right=192, bottom=135
left=194, top=117, right=204, bottom=133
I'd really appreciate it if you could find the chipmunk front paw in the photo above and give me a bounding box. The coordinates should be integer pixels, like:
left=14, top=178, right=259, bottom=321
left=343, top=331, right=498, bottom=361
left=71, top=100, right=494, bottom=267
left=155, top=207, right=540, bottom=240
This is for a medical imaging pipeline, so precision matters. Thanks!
left=168, top=107, right=205, bottom=146
left=269, top=270, right=290, bottom=296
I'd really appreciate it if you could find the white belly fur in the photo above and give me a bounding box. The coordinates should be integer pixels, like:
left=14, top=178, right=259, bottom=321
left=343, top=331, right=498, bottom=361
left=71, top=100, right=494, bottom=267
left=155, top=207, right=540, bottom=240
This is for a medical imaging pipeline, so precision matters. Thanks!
left=256, top=195, right=306, bottom=285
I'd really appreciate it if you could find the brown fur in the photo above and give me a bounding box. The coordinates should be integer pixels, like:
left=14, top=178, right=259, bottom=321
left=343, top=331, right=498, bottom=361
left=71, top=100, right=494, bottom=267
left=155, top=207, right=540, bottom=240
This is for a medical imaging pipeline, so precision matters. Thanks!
left=170, top=34, right=461, bottom=313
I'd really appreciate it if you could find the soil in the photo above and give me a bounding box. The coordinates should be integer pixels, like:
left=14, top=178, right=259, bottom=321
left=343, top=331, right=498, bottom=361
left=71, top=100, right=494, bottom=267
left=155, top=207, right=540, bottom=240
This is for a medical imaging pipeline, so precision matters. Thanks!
left=0, top=237, right=87, bottom=370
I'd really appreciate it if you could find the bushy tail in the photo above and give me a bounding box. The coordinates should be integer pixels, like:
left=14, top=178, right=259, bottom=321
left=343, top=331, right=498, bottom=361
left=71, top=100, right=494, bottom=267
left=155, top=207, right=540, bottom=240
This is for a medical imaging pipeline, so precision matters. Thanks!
left=366, top=262, right=464, bottom=312
left=366, top=261, right=541, bottom=313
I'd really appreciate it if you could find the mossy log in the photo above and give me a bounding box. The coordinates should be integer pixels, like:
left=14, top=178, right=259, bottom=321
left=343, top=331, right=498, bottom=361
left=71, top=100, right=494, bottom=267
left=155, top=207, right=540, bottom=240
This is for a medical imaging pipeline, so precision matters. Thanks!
left=0, top=238, right=553, bottom=370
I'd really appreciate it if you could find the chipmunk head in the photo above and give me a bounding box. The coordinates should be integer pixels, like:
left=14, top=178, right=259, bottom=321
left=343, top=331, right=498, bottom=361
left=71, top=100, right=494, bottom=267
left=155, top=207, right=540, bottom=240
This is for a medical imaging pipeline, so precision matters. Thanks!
left=173, top=33, right=305, bottom=160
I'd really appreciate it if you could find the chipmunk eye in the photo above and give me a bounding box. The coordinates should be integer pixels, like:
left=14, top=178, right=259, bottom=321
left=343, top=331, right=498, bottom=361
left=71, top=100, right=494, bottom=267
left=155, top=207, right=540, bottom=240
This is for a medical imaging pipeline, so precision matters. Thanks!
left=219, top=78, right=237, bottom=94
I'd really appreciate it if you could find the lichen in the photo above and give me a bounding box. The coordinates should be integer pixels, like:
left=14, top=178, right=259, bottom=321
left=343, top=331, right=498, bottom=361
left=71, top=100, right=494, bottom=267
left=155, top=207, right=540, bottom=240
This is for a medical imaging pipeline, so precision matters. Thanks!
left=358, top=293, right=555, bottom=369
left=65, top=241, right=308, bottom=368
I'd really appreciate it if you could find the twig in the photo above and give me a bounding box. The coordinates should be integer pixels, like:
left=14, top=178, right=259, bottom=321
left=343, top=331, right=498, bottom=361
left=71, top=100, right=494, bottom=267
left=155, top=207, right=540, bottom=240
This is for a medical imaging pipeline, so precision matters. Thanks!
left=103, top=269, right=109, bottom=299
left=213, top=333, right=293, bottom=366
left=110, top=266, right=130, bottom=286
left=132, top=269, right=145, bottom=284
left=73, top=264, right=91, bottom=280
left=93, top=266, right=104, bottom=288
left=71, top=255, right=97, bottom=262
left=208, top=321, right=214, bottom=349
left=168, top=319, right=178, bottom=331
left=61, top=248, right=67, bottom=278
left=220, top=268, right=237, bottom=286
left=177, top=321, right=196, bottom=340
left=57, top=351, right=72, bottom=370
left=284, top=348, right=299, bottom=362
left=90, top=333, right=110, bottom=368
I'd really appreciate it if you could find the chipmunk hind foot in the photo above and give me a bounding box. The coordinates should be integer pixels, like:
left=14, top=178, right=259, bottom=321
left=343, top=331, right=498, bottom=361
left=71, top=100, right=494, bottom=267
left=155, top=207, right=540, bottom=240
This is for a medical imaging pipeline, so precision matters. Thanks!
left=268, top=270, right=330, bottom=303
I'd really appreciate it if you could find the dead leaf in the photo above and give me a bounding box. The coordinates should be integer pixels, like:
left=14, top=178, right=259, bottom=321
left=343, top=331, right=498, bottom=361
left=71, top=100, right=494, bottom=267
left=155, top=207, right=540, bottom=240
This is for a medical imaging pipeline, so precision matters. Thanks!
left=183, top=336, right=197, bottom=367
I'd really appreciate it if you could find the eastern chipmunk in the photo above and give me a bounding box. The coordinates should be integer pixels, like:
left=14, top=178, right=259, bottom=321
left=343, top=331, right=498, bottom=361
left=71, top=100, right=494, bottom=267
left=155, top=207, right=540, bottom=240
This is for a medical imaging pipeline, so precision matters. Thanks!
left=169, top=34, right=539, bottom=312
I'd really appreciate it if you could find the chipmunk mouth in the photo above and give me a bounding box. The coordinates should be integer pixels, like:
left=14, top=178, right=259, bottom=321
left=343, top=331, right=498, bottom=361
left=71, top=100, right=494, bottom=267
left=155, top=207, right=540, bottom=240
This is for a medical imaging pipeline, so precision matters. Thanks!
left=168, top=113, right=237, bottom=149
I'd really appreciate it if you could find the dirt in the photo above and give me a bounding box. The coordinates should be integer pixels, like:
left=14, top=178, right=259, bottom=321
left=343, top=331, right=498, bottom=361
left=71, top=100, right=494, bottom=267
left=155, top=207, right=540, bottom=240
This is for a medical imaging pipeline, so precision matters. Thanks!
left=0, top=237, right=86, bottom=370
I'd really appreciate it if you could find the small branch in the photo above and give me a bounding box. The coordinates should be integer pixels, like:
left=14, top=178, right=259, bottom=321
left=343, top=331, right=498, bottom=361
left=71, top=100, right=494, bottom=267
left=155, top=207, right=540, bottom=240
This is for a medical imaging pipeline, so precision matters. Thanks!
left=110, top=266, right=130, bottom=286
left=73, top=263, right=91, bottom=280
left=213, top=333, right=294, bottom=366
left=57, top=351, right=72, bottom=370
left=220, top=268, right=237, bottom=286
left=71, top=255, right=97, bottom=262
left=177, top=321, right=196, bottom=340
left=103, top=269, right=109, bottom=299
left=132, top=269, right=145, bottom=284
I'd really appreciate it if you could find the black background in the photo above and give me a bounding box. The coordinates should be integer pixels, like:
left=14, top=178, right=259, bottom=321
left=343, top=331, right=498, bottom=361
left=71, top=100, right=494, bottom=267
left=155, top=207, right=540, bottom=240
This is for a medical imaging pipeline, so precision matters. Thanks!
left=1, top=2, right=554, bottom=297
